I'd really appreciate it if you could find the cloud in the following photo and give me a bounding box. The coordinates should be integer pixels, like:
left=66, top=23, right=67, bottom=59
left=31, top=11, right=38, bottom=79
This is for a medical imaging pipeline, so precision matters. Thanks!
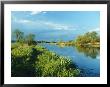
left=42, top=12, right=47, bottom=14
left=15, top=19, right=32, bottom=24
left=13, top=17, right=76, bottom=31
left=12, top=16, right=32, bottom=24
left=44, top=22, right=75, bottom=30
left=19, top=20, right=32, bottom=23
left=30, top=11, right=42, bottom=15
left=89, top=28, right=100, bottom=32
left=30, top=11, right=46, bottom=15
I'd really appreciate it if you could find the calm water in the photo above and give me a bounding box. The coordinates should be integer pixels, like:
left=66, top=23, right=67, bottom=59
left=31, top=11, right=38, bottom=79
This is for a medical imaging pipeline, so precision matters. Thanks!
left=39, top=43, right=100, bottom=77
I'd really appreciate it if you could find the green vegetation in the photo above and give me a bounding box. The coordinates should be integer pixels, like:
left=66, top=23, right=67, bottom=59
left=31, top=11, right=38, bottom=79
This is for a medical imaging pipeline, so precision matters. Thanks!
left=11, top=44, right=80, bottom=77
left=12, top=29, right=37, bottom=45
left=57, top=40, right=75, bottom=47
left=75, top=31, right=100, bottom=47
left=25, top=33, right=36, bottom=45
left=11, top=29, right=80, bottom=77
left=35, top=46, right=80, bottom=77
left=56, top=31, right=100, bottom=48
left=11, top=29, right=100, bottom=77
left=13, top=29, right=24, bottom=43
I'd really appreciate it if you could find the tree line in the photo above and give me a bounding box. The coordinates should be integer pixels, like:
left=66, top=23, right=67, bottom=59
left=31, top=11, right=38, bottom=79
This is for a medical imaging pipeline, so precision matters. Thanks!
left=12, top=29, right=36, bottom=45
left=12, top=29, right=100, bottom=47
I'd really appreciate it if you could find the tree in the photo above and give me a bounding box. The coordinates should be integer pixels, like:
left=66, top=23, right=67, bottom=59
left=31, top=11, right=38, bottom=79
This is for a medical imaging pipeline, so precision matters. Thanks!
left=75, top=31, right=100, bottom=46
left=13, top=29, right=24, bottom=42
left=26, top=33, right=35, bottom=45
left=90, top=31, right=98, bottom=43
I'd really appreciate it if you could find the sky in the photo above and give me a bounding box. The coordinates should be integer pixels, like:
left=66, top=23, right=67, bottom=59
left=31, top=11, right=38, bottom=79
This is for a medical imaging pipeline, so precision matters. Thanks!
left=11, top=11, right=100, bottom=41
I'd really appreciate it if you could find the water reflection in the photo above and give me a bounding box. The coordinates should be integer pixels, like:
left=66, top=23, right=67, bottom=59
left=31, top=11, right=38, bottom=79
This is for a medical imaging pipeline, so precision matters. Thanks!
left=56, top=44, right=100, bottom=59
left=75, top=46, right=100, bottom=59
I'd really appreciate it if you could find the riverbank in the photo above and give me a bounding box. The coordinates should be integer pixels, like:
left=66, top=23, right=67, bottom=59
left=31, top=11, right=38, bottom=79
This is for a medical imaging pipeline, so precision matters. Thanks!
left=54, top=31, right=100, bottom=48
left=11, top=43, right=80, bottom=77
left=55, top=42, right=100, bottom=48
left=40, top=43, right=100, bottom=76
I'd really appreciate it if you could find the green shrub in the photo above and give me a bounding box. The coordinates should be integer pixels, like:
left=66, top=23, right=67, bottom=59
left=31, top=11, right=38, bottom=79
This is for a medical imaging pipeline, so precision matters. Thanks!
left=12, top=46, right=33, bottom=58
left=11, top=43, right=20, bottom=50
left=11, top=44, right=80, bottom=77
left=35, top=47, right=80, bottom=77
left=11, top=46, right=38, bottom=77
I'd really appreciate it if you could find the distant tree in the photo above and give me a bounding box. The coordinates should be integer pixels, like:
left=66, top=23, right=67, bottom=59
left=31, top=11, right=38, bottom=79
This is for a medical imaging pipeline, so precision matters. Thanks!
left=75, top=31, right=100, bottom=46
left=13, top=29, right=24, bottom=42
left=90, top=31, right=98, bottom=43
left=26, top=33, right=35, bottom=45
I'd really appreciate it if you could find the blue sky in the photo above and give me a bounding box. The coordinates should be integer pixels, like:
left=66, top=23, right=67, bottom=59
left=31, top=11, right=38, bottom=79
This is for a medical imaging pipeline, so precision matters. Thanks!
left=11, top=11, right=100, bottom=41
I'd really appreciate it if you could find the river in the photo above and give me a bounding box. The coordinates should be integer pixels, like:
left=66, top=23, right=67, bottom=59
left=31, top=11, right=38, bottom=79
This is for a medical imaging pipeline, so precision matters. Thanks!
left=39, top=43, right=100, bottom=77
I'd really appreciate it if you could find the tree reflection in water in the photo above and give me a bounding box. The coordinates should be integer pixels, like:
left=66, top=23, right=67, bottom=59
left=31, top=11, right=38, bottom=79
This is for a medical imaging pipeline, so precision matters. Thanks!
left=75, top=46, right=100, bottom=59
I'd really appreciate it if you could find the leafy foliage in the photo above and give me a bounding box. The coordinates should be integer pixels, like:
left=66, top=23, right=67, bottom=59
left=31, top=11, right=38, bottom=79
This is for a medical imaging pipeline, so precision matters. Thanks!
left=11, top=29, right=81, bottom=77
left=11, top=44, right=80, bottom=77
left=11, top=45, right=39, bottom=76
left=25, top=34, right=36, bottom=45
left=35, top=46, right=80, bottom=77
left=12, top=29, right=36, bottom=45
left=13, top=29, right=24, bottom=42
left=75, top=31, right=100, bottom=47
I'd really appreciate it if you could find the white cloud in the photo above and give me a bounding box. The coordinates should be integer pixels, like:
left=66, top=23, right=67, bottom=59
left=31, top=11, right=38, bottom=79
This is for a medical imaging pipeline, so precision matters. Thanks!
left=12, top=16, right=32, bottom=24
left=13, top=17, right=76, bottom=31
left=16, top=19, right=32, bottom=24
left=30, top=11, right=42, bottom=15
left=89, top=28, right=100, bottom=32
left=42, top=12, right=47, bottom=14
left=20, top=20, right=31, bottom=23
left=44, top=22, right=75, bottom=30
left=30, top=11, right=47, bottom=15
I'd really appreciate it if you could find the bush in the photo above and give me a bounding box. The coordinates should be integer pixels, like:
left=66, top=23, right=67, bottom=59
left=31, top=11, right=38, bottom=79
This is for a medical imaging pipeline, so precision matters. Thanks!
left=11, top=43, right=20, bottom=50
left=11, top=44, right=80, bottom=77
left=11, top=46, right=38, bottom=76
left=35, top=46, right=80, bottom=77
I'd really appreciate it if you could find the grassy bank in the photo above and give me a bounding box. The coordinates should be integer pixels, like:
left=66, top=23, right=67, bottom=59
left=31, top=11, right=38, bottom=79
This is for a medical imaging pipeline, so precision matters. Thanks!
left=11, top=43, right=80, bottom=77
